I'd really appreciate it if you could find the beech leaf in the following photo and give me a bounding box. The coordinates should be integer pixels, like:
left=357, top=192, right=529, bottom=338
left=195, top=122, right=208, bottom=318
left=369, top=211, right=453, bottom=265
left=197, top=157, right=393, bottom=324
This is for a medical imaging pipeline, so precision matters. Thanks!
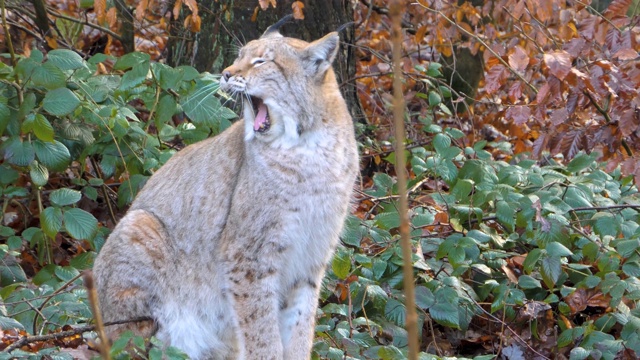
left=543, top=51, right=572, bottom=80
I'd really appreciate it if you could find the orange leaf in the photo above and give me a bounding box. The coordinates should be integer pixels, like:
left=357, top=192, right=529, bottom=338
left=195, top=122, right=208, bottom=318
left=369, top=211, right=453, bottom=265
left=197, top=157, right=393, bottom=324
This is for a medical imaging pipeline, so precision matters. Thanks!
left=94, top=0, right=106, bottom=24
left=135, top=0, right=148, bottom=22
left=543, top=50, right=572, bottom=80
left=106, top=7, right=118, bottom=30
left=251, top=6, right=259, bottom=22
left=258, top=0, right=270, bottom=10
left=415, top=25, right=427, bottom=43
left=190, top=14, right=201, bottom=33
left=269, top=0, right=277, bottom=8
left=173, top=0, right=182, bottom=20
left=45, top=35, right=58, bottom=49
left=183, top=0, right=198, bottom=17
left=292, top=1, right=304, bottom=20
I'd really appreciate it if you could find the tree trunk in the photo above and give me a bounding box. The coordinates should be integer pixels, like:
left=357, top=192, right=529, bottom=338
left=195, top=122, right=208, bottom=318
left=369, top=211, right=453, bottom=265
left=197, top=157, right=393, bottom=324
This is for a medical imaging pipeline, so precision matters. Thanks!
left=167, top=0, right=363, bottom=121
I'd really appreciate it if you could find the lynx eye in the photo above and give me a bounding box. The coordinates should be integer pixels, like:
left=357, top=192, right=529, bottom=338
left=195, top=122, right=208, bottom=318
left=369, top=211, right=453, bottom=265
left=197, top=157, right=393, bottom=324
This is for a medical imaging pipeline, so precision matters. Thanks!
left=251, top=58, right=267, bottom=67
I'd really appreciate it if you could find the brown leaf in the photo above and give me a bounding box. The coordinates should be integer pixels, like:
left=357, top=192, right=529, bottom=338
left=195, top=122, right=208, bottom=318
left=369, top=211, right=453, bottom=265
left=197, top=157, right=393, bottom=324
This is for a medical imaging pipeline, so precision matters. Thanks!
left=106, top=7, right=118, bottom=30
left=292, top=1, right=305, bottom=20
left=484, top=65, right=508, bottom=95
left=543, top=50, right=572, bottom=80
left=555, top=130, right=586, bottom=159
left=532, top=131, right=548, bottom=158
left=183, top=0, right=199, bottom=16
left=565, top=288, right=610, bottom=315
left=603, top=0, right=632, bottom=17
left=251, top=6, right=259, bottom=22
left=506, top=105, right=531, bottom=126
left=535, top=0, right=553, bottom=22
left=415, top=25, right=427, bottom=43
left=258, top=0, right=270, bottom=10
left=135, top=0, right=148, bottom=22
left=618, top=108, right=639, bottom=137
left=550, top=107, right=568, bottom=126
left=532, top=199, right=550, bottom=232
left=508, top=45, right=529, bottom=73
left=94, top=0, right=106, bottom=24
left=508, top=82, right=523, bottom=102
left=613, top=48, right=638, bottom=60
left=173, top=0, right=182, bottom=20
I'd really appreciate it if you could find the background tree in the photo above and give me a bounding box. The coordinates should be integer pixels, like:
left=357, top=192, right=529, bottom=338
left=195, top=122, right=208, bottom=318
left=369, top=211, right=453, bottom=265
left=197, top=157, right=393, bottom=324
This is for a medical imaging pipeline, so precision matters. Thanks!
left=167, top=0, right=364, bottom=121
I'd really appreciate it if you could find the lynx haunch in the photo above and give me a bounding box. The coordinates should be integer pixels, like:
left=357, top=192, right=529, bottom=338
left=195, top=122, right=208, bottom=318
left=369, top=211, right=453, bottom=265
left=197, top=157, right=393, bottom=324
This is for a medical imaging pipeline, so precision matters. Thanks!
left=93, top=18, right=359, bottom=360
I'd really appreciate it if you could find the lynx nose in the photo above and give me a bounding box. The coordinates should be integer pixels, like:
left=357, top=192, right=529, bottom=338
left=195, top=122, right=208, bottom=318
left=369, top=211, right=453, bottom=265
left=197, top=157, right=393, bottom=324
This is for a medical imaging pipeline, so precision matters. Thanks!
left=222, top=70, right=232, bottom=81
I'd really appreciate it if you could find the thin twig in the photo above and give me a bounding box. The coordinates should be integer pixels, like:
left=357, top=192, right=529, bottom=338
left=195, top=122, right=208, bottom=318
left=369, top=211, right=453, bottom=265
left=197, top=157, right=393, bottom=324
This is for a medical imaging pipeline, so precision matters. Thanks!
left=389, top=2, right=419, bottom=359
left=84, top=271, right=111, bottom=360
left=3, top=318, right=152, bottom=354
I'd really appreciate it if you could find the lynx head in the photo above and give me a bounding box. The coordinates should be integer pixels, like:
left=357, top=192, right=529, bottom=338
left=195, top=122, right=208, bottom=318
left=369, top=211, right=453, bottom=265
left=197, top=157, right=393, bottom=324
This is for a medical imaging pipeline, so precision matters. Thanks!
left=220, top=16, right=342, bottom=145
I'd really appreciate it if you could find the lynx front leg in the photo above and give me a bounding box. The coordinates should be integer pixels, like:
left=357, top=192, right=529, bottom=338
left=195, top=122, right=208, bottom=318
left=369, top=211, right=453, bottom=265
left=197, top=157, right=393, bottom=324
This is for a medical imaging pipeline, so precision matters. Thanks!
left=226, top=259, right=283, bottom=360
left=280, top=277, right=322, bottom=360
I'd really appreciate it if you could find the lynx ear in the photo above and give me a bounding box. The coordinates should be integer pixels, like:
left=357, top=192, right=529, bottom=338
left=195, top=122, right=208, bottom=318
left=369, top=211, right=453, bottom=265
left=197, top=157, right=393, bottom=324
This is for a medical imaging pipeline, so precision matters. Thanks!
left=261, top=14, right=294, bottom=38
left=302, top=32, right=339, bottom=77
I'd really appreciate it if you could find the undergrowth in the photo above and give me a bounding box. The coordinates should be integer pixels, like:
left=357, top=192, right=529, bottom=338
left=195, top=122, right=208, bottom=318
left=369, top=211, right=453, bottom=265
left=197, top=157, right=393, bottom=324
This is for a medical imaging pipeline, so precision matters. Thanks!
left=1, top=49, right=640, bottom=360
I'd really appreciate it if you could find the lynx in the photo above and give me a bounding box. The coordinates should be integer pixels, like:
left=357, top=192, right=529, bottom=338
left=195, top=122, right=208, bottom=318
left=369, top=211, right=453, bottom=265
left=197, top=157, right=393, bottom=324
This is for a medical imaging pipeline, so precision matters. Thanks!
left=92, top=17, right=359, bottom=360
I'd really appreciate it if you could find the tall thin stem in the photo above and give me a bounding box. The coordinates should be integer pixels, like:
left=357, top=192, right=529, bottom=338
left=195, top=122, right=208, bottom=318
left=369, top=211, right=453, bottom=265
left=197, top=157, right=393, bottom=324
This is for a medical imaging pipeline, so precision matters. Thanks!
left=389, top=1, right=419, bottom=359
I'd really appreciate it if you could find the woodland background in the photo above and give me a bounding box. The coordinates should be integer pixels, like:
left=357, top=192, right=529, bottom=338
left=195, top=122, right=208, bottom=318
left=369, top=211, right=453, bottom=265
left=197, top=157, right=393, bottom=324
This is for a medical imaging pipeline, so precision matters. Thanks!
left=1, top=0, right=640, bottom=359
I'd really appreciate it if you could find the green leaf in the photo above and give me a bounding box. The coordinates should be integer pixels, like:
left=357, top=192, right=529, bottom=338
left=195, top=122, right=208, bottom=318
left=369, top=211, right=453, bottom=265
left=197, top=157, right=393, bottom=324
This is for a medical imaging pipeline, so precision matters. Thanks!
left=496, top=201, right=515, bottom=232
left=540, top=255, right=562, bottom=289
left=331, top=248, right=351, bottom=280
left=384, top=298, right=406, bottom=327
left=63, top=208, right=98, bottom=240
left=3, top=137, right=35, bottom=167
left=34, top=140, right=71, bottom=171
left=546, top=242, right=573, bottom=257
left=0, top=165, right=19, bottom=185
left=42, top=88, right=80, bottom=116
left=430, top=302, right=460, bottom=328
left=70, top=252, right=95, bottom=270
left=29, top=160, right=49, bottom=187
left=32, top=62, right=67, bottom=89
left=566, top=153, right=596, bottom=173
left=415, top=286, right=435, bottom=309
left=569, top=347, right=590, bottom=360
left=0, top=316, right=25, bottom=330
left=622, top=261, right=640, bottom=277
left=32, top=114, right=55, bottom=142
left=120, top=61, right=150, bottom=90
left=155, top=94, right=177, bottom=126
left=181, top=81, right=229, bottom=127
left=432, top=133, right=451, bottom=154
left=54, top=265, right=80, bottom=282
left=41, top=206, right=63, bottom=238
left=593, top=213, right=619, bottom=237
left=50, top=188, right=82, bottom=206
left=47, top=49, right=85, bottom=70
left=428, top=91, right=441, bottom=107
left=518, top=275, right=542, bottom=289
left=375, top=211, right=401, bottom=230
left=114, top=52, right=151, bottom=70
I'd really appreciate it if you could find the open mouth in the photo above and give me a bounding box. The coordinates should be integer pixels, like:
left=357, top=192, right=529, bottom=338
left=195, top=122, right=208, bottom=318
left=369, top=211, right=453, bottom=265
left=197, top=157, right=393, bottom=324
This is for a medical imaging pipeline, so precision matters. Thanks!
left=250, top=96, right=271, bottom=133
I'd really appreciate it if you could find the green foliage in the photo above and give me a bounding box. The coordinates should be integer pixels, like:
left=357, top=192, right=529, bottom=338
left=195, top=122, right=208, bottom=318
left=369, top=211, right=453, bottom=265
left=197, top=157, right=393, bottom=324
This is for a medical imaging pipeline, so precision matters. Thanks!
left=313, top=87, right=640, bottom=357
left=0, top=49, right=233, bottom=356
left=2, top=45, right=640, bottom=359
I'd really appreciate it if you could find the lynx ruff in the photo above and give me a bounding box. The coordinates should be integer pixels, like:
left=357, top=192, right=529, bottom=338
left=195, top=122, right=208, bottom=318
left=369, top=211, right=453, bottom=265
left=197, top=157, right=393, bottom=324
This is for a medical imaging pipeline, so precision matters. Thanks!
left=92, top=19, right=359, bottom=360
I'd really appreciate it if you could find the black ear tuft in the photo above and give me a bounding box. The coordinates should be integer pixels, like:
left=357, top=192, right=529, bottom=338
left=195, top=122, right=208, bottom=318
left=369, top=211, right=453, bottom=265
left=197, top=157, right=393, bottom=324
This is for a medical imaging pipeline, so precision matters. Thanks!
left=261, top=14, right=295, bottom=38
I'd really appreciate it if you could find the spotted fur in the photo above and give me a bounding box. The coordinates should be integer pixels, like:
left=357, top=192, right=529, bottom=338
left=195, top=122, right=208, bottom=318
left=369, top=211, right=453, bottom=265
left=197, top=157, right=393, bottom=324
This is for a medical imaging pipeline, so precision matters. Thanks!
left=93, top=27, right=358, bottom=360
